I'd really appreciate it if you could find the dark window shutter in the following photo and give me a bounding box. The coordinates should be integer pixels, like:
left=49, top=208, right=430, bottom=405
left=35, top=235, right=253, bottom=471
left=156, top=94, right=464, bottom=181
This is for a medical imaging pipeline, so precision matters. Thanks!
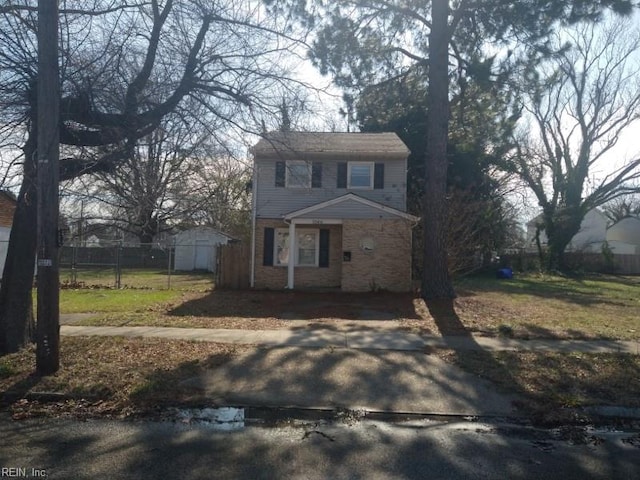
left=319, top=229, right=330, bottom=268
left=374, top=163, right=385, bottom=189
left=337, top=163, right=347, bottom=188
left=312, top=162, right=322, bottom=188
left=263, top=228, right=274, bottom=266
left=275, top=162, right=285, bottom=187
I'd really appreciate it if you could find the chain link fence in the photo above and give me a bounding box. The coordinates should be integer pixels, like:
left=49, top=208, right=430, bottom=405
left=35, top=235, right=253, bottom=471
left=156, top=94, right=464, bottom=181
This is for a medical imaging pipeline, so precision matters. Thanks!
left=0, top=240, right=217, bottom=290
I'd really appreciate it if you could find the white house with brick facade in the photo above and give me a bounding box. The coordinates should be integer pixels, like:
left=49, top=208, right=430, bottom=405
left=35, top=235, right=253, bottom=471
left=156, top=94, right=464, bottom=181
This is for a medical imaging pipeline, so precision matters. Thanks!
left=250, top=131, right=419, bottom=292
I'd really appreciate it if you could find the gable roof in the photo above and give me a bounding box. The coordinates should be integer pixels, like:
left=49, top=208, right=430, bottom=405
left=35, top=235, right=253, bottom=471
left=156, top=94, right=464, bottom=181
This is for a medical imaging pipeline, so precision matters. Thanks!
left=284, top=193, right=419, bottom=222
left=174, top=226, right=236, bottom=241
left=252, top=131, right=410, bottom=159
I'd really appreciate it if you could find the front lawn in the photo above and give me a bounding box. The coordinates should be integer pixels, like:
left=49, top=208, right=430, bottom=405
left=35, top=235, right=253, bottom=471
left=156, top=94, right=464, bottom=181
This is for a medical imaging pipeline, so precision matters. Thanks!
left=71, top=273, right=640, bottom=341
left=450, top=273, right=640, bottom=340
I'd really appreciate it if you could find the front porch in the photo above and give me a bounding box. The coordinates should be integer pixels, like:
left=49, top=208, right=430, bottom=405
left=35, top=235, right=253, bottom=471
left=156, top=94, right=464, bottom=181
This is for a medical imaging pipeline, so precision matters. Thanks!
left=253, top=216, right=415, bottom=292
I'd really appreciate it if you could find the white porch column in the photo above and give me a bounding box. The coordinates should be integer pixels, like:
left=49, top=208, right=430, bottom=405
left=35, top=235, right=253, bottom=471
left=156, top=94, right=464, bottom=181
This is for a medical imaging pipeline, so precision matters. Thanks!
left=287, top=221, right=296, bottom=289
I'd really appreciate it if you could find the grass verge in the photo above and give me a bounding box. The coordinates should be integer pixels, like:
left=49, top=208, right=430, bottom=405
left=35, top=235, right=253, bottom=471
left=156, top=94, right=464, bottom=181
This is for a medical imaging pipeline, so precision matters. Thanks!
left=440, top=349, right=640, bottom=424
left=0, top=337, right=249, bottom=419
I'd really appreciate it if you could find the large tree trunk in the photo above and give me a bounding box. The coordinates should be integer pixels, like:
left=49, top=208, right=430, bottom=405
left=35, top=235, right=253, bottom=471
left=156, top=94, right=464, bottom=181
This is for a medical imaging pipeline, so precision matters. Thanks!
left=421, top=0, right=455, bottom=300
left=543, top=207, right=583, bottom=271
left=0, top=134, right=37, bottom=354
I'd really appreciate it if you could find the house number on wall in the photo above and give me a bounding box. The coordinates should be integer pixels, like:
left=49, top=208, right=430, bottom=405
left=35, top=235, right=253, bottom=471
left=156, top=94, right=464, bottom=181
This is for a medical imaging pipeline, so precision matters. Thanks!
left=312, top=219, right=324, bottom=224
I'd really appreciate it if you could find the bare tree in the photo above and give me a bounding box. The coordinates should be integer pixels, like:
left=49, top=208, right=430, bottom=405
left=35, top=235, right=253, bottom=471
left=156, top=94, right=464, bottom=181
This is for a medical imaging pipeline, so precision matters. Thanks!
left=603, top=195, right=640, bottom=224
left=84, top=113, right=205, bottom=244
left=0, top=0, right=310, bottom=353
left=180, top=154, right=252, bottom=241
left=503, top=17, right=640, bottom=270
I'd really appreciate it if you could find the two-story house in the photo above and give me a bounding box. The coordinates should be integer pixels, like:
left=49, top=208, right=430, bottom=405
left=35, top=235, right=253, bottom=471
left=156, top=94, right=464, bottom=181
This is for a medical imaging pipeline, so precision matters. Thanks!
left=250, top=131, right=419, bottom=292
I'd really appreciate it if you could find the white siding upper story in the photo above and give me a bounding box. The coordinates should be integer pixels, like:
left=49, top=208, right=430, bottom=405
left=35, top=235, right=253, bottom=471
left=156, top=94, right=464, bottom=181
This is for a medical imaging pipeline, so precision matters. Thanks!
left=252, top=132, right=410, bottom=219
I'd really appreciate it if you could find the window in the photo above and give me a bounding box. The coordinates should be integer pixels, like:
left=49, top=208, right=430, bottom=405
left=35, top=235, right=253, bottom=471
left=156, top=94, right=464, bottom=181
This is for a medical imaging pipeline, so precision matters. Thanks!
left=348, top=162, right=374, bottom=189
left=274, top=229, right=319, bottom=266
left=286, top=161, right=312, bottom=188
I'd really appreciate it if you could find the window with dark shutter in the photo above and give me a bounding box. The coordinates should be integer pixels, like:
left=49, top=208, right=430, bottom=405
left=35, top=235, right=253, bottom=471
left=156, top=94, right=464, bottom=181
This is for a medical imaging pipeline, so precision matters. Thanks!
left=263, top=228, right=274, bottom=266
left=319, top=229, right=330, bottom=268
left=312, top=162, right=322, bottom=188
left=337, top=163, right=347, bottom=188
left=374, top=163, right=385, bottom=189
left=275, top=162, right=285, bottom=187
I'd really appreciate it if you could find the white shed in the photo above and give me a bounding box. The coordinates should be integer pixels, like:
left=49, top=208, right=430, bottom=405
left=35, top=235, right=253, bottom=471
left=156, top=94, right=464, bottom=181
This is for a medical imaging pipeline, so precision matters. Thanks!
left=606, top=216, right=640, bottom=254
left=173, top=227, right=233, bottom=272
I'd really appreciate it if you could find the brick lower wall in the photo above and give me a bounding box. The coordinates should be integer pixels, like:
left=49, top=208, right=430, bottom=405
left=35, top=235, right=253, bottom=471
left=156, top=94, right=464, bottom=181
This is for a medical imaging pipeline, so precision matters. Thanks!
left=0, top=195, right=16, bottom=228
left=341, top=219, right=413, bottom=292
left=254, top=217, right=414, bottom=292
left=254, top=219, right=342, bottom=289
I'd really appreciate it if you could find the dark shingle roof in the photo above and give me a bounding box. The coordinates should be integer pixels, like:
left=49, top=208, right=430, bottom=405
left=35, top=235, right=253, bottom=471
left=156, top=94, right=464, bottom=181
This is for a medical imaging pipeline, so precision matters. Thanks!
left=252, top=131, right=410, bottom=158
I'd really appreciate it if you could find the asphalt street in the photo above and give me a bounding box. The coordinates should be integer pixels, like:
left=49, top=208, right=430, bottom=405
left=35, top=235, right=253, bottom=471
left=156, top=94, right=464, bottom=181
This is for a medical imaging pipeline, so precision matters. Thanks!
left=1, top=413, right=639, bottom=479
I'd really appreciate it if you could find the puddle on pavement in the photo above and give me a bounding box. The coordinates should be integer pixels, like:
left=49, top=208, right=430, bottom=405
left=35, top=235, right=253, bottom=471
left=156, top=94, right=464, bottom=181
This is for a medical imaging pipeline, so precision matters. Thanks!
left=176, top=407, right=245, bottom=431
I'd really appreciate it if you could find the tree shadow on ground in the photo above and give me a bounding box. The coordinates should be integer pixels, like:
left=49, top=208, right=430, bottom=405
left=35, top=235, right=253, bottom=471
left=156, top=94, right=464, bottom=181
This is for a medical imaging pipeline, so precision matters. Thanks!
left=455, top=274, right=635, bottom=308
left=3, top=406, right=636, bottom=479
left=168, top=290, right=422, bottom=321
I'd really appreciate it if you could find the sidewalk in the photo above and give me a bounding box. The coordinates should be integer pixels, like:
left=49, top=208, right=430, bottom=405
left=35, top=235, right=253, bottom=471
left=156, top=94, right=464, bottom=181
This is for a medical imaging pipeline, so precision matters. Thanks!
left=59, top=323, right=639, bottom=417
left=60, top=324, right=640, bottom=354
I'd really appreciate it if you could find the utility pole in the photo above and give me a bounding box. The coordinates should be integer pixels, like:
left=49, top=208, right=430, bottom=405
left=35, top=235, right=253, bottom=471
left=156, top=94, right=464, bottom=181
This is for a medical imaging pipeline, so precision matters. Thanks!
left=36, top=0, right=60, bottom=375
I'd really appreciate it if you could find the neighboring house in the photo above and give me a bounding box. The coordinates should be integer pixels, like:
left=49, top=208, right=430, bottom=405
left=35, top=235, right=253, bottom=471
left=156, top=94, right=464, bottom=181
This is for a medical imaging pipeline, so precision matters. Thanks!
left=250, top=131, right=419, bottom=292
left=606, top=216, right=640, bottom=254
left=0, top=190, right=17, bottom=279
left=173, top=227, right=233, bottom=272
left=525, top=209, right=608, bottom=253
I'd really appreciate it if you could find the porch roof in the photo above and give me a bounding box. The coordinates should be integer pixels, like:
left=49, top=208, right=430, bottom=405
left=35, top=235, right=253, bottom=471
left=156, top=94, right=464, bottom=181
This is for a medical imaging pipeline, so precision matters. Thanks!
left=283, top=193, right=420, bottom=222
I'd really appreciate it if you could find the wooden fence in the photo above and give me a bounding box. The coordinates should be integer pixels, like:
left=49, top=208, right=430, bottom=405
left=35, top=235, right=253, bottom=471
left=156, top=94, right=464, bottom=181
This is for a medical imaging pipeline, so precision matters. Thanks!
left=613, top=254, right=640, bottom=274
left=216, top=243, right=250, bottom=289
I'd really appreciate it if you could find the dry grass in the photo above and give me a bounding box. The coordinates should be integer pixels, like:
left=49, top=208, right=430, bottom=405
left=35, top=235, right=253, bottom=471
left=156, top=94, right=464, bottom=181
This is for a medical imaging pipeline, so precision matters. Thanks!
left=449, top=274, right=640, bottom=340
left=0, top=337, right=249, bottom=419
left=439, top=349, right=640, bottom=422
left=17, top=272, right=634, bottom=421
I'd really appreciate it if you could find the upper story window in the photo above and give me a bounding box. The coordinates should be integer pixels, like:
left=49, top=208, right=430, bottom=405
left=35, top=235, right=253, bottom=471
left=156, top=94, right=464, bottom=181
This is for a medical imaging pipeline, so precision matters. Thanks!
left=348, top=162, right=374, bottom=189
left=275, top=161, right=322, bottom=188
left=337, top=162, right=384, bottom=190
left=286, top=161, right=312, bottom=188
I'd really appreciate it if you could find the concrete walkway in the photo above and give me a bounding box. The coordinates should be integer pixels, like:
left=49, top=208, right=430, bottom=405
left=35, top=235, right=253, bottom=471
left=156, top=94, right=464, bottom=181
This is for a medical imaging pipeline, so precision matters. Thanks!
left=60, top=325, right=640, bottom=354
